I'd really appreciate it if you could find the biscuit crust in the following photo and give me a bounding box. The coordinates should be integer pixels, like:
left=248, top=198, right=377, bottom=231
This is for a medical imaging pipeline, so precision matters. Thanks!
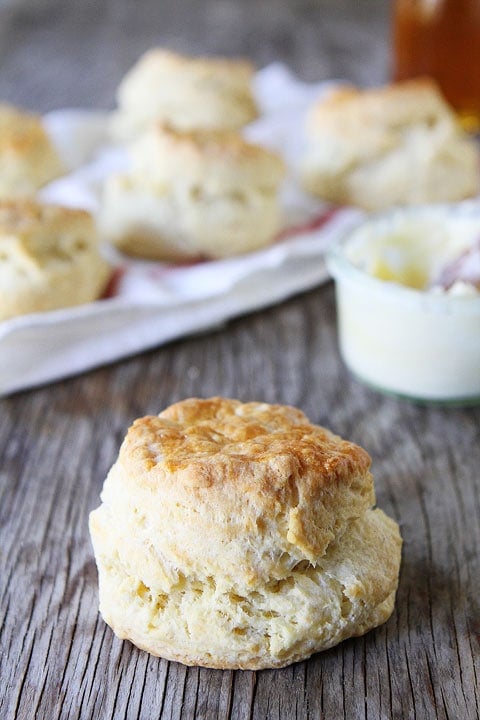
left=100, top=125, right=285, bottom=260
left=0, top=104, right=63, bottom=198
left=0, top=199, right=111, bottom=321
left=302, top=78, right=479, bottom=210
left=111, top=49, right=258, bottom=139
left=90, top=398, right=402, bottom=669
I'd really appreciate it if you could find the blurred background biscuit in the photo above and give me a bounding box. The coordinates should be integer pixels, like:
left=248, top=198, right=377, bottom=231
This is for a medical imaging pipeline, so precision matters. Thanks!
left=0, top=199, right=111, bottom=321
left=100, top=124, right=286, bottom=260
left=0, top=104, right=63, bottom=199
left=302, top=79, right=479, bottom=211
left=110, top=49, right=258, bottom=140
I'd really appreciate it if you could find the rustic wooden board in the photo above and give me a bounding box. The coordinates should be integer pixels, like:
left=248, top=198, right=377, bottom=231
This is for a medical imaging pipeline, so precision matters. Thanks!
left=2, top=285, right=480, bottom=719
left=1, top=2, right=479, bottom=718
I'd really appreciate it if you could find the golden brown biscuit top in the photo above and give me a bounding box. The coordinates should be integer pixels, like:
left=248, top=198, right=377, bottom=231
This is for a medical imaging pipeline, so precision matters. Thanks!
left=0, top=199, right=95, bottom=269
left=154, top=123, right=274, bottom=162
left=164, top=123, right=284, bottom=173
left=0, top=104, right=52, bottom=156
left=0, top=198, right=90, bottom=232
left=130, top=124, right=285, bottom=188
left=121, top=397, right=371, bottom=488
left=105, top=398, right=375, bottom=568
left=309, top=77, right=458, bottom=133
left=125, top=48, right=255, bottom=86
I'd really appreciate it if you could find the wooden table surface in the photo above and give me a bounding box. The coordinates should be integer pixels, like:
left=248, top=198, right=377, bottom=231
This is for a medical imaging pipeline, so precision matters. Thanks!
left=1, top=2, right=479, bottom=718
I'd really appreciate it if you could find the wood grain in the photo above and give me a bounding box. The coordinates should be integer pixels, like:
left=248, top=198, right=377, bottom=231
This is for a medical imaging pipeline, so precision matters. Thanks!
left=1, top=1, right=480, bottom=718
left=2, top=286, right=480, bottom=719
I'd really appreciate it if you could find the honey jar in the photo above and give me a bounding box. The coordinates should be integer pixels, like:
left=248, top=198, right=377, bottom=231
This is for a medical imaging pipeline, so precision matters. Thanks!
left=392, top=0, right=480, bottom=131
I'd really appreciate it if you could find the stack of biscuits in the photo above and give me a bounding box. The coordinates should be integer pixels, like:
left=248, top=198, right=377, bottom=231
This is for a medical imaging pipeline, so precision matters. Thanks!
left=3, top=49, right=479, bottom=323
left=0, top=105, right=109, bottom=321
left=102, top=50, right=285, bottom=261
left=0, top=50, right=287, bottom=323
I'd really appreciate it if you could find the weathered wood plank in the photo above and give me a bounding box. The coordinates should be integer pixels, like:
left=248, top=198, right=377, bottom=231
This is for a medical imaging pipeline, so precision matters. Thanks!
left=2, top=285, right=480, bottom=719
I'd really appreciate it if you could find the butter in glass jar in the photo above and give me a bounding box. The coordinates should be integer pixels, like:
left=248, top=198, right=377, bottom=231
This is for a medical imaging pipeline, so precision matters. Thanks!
left=392, top=0, right=480, bottom=131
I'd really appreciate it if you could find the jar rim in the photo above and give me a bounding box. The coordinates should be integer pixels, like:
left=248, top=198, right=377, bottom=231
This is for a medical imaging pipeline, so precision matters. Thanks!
left=326, top=202, right=480, bottom=316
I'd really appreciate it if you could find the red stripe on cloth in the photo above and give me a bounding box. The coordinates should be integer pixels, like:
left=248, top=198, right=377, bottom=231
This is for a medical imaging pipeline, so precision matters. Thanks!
left=102, top=206, right=341, bottom=298
left=102, top=266, right=128, bottom=298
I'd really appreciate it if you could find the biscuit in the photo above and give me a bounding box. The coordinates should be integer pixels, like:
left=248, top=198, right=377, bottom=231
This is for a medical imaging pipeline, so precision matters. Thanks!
left=99, top=124, right=285, bottom=260
left=89, top=397, right=402, bottom=669
left=0, top=104, right=63, bottom=198
left=0, top=199, right=111, bottom=321
left=302, top=79, right=479, bottom=210
left=110, top=49, right=258, bottom=139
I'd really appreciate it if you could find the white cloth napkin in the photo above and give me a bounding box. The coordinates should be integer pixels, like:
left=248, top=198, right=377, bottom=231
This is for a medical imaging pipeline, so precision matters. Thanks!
left=0, top=64, right=362, bottom=396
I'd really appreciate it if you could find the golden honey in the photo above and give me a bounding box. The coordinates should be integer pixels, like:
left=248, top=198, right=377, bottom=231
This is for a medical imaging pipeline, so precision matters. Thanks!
left=392, top=0, right=480, bottom=131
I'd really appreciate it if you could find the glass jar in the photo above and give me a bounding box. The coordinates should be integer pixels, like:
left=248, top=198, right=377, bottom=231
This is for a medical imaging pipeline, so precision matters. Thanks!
left=326, top=203, right=480, bottom=406
left=392, top=0, right=480, bottom=131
